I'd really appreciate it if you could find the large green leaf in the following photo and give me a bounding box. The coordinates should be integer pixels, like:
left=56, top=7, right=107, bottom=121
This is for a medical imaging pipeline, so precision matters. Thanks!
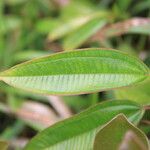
left=115, top=78, right=150, bottom=105
left=94, top=114, right=149, bottom=150
left=24, top=100, right=144, bottom=150
left=0, top=49, right=149, bottom=95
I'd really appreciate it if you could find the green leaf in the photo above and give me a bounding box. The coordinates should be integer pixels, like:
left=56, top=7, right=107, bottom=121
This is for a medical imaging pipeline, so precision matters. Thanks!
left=24, top=100, right=144, bottom=150
left=48, top=11, right=107, bottom=42
left=36, top=18, right=60, bottom=34
left=94, top=114, right=149, bottom=150
left=0, top=49, right=149, bottom=95
left=0, top=141, right=8, bottom=150
left=63, top=19, right=106, bottom=50
left=48, top=15, right=94, bottom=41
left=115, top=78, right=150, bottom=105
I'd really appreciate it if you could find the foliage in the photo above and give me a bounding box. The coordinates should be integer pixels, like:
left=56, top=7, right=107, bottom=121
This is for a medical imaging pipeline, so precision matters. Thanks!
left=0, top=0, right=150, bottom=150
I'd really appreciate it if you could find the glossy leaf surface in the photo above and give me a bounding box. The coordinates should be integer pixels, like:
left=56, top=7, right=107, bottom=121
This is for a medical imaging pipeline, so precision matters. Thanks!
left=94, top=114, right=149, bottom=150
left=24, top=100, right=144, bottom=150
left=0, top=49, right=149, bottom=95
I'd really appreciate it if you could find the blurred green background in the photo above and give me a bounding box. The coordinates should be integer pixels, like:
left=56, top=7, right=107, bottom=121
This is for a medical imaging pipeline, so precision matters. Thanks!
left=0, top=0, right=150, bottom=149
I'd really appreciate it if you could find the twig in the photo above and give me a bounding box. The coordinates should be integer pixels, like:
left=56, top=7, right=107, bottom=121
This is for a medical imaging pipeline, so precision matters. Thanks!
left=47, top=96, right=72, bottom=119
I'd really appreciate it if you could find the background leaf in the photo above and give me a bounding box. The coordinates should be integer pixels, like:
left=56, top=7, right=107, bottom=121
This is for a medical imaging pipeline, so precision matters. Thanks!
left=0, top=49, right=149, bottom=95
left=94, top=114, right=149, bottom=150
left=119, top=131, right=148, bottom=150
left=115, top=78, right=150, bottom=105
left=24, top=100, right=144, bottom=150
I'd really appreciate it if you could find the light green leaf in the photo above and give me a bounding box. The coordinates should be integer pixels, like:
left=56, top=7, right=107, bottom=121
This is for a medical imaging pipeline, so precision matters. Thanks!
left=48, top=15, right=94, bottom=41
left=115, top=78, right=150, bottom=105
left=0, top=141, right=8, bottom=150
left=0, top=49, right=149, bottom=95
left=63, top=19, right=106, bottom=50
left=24, top=100, right=144, bottom=150
left=94, top=114, right=149, bottom=150
left=36, top=18, right=60, bottom=34
left=48, top=11, right=108, bottom=41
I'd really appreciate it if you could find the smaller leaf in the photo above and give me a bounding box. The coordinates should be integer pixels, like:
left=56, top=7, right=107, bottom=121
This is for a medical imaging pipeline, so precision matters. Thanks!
left=94, top=114, right=149, bottom=150
left=115, top=78, right=150, bottom=105
left=24, top=100, right=144, bottom=150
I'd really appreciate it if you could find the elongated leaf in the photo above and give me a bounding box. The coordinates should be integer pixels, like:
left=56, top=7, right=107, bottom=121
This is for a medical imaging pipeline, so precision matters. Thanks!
left=0, top=141, right=8, bottom=150
left=115, top=78, right=150, bottom=105
left=63, top=19, right=106, bottom=50
left=48, top=15, right=95, bottom=41
left=94, top=114, right=149, bottom=150
left=48, top=11, right=107, bottom=41
left=24, top=100, right=144, bottom=150
left=0, top=49, right=149, bottom=95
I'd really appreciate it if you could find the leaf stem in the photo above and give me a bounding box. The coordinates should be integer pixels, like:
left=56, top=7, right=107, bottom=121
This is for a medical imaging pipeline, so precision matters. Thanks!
left=141, top=120, right=150, bottom=125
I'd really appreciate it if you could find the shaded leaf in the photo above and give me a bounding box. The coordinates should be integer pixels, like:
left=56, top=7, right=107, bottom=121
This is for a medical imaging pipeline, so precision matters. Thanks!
left=0, top=49, right=149, bottom=95
left=24, top=100, right=144, bottom=150
left=94, top=114, right=149, bottom=150
left=119, top=131, right=148, bottom=150
left=115, top=78, right=150, bottom=105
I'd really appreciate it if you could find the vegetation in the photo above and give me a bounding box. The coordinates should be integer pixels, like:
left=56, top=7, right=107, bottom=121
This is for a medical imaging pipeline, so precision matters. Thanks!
left=0, top=0, right=150, bottom=150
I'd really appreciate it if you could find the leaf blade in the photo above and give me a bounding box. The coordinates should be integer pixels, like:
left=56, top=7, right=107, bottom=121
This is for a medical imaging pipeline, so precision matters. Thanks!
left=0, top=48, right=149, bottom=95
left=24, top=100, right=144, bottom=150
